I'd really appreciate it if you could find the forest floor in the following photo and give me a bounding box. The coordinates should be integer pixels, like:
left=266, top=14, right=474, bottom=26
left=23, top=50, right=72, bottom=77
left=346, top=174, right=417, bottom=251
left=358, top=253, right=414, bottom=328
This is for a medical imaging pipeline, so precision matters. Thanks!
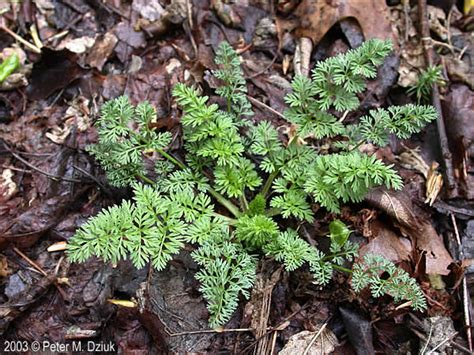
left=0, top=0, right=473, bottom=353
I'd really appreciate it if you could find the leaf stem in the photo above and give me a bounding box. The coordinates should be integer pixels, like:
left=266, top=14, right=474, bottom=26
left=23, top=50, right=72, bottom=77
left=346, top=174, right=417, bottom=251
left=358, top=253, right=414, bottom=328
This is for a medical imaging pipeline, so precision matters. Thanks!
left=348, top=139, right=365, bottom=152
left=208, top=187, right=241, bottom=217
left=137, top=173, right=154, bottom=185
left=261, top=170, right=278, bottom=197
left=240, top=194, right=249, bottom=212
left=156, top=148, right=186, bottom=169
left=264, top=207, right=281, bottom=217
left=154, top=148, right=242, bottom=217
left=212, top=212, right=237, bottom=225
left=331, top=264, right=353, bottom=273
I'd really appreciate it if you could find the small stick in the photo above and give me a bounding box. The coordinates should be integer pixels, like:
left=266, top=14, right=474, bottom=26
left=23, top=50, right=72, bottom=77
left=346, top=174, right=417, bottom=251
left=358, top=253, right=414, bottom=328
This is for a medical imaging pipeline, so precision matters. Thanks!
left=29, top=24, right=43, bottom=49
left=13, top=247, right=47, bottom=276
left=427, top=332, right=458, bottom=354
left=303, top=323, right=328, bottom=355
left=247, top=95, right=286, bottom=120
left=417, top=0, right=456, bottom=194
left=451, top=213, right=473, bottom=351
left=0, top=26, right=41, bottom=54
left=170, top=327, right=254, bottom=337
left=4, top=143, right=83, bottom=183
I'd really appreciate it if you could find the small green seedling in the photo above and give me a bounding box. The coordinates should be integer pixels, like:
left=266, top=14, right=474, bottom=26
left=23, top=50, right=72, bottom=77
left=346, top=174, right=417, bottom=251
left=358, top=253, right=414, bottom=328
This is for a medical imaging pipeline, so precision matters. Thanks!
left=407, top=65, right=444, bottom=103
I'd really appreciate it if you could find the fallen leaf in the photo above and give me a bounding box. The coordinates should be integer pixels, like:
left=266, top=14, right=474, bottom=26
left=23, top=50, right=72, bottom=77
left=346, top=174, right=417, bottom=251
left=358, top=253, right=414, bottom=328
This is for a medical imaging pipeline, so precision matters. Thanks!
left=0, top=255, right=8, bottom=278
left=59, top=36, right=96, bottom=54
left=26, top=48, right=84, bottom=100
left=85, top=32, right=118, bottom=71
left=47, top=241, right=67, bottom=252
left=278, top=0, right=394, bottom=47
left=279, top=326, right=338, bottom=355
left=366, top=188, right=454, bottom=275
left=359, top=220, right=412, bottom=263
left=443, top=84, right=474, bottom=199
left=132, top=0, right=164, bottom=21
left=0, top=169, right=17, bottom=203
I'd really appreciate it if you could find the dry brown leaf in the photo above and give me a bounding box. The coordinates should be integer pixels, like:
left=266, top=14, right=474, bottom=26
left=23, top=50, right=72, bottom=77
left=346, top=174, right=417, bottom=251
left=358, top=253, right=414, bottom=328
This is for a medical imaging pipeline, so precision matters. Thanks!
left=0, top=255, right=8, bottom=278
left=85, top=32, right=118, bottom=71
left=0, top=169, right=17, bottom=203
left=279, top=327, right=338, bottom=355
left=398, top=148, right=443, bottom=205
left=359, top=220, right=412, bottom=263
left=279, top=0, right=394, bottom=47
left=366, top=188, right=453, bottom=275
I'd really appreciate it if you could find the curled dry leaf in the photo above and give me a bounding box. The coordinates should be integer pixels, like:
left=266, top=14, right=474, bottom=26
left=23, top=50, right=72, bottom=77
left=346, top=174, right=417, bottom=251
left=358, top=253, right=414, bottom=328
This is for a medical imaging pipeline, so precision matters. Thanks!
left=366, top=188, right=453, bottom=275
left=0, top=169, right=17, bottom=203
left=398, top=148, right=443, bottom=205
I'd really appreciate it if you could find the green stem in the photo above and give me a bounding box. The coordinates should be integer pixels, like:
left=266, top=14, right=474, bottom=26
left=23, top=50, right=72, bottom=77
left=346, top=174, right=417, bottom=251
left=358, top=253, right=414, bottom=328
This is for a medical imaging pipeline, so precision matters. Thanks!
left=137, top=173, right=154, bottom=185
left=348, top=139, right=365, bottom=153
left=156, top=148, right=186, bottom=169
left=264, top=207, right=281, bottom=217
left=208, top=187, right=241, bottom=218
left=323, top=251, right=353, bottom=262
left=154, top=148, right=242, bottom=218
left=212, top=212, right=237, bottom=225
left=331, top=264, right=353, bottom=273
left=261, top=170, right=279, bottom=197
left=240, top=194, right=249, bottom=212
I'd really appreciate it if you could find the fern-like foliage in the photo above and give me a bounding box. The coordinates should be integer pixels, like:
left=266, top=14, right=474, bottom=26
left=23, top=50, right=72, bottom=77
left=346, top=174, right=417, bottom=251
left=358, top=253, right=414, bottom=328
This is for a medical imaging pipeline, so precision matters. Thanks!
left=407, top=65, right=444, bottom=103
left=192, top=234, right=257, bottom=328
left=68, top=40, right=433, bottom=327
left=349, top=105, right=437, bottom=147
left=303, top=152, right=403, bottom=213
left=352, top=254, right=427, bottom=311
left=213, top=41, right=253, bottom=120
left=87, top=97, right=172, bottom=187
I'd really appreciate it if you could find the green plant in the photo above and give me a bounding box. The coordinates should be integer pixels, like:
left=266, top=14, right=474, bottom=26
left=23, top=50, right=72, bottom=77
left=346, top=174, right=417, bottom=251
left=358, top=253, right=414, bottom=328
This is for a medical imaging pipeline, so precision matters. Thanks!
left=68, top=40, right=432, bottom=327
left=0, top=53, right=20, bottom=83
left=407, top=65, right=444, bottom=103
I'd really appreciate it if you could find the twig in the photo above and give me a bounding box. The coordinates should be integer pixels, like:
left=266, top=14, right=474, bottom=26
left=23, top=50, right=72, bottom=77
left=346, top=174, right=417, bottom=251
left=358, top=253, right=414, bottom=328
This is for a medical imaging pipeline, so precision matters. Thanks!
left=303, top=323, right=328, bottom=355
left=170, top=327, right=254, bottom=337
left=427, top=332, right=458, bottom=354
left=420, top=322, right=433, bottom=355
left=417, top=0, right=456, bottom=195
left=410, top=314, right=472, bottom=354
left=247, top=95, right=286, bottom=119
left=3, top=142, right=83, bottom=183
left=246, top=50, right=279, bottom=79
left=451, top=213, right=473, bottom=351
left=13, top=247, right=69, bottom=301
left=0, top=25, right=41, bottom=54
left=13, top=247, right=47, bottom=276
